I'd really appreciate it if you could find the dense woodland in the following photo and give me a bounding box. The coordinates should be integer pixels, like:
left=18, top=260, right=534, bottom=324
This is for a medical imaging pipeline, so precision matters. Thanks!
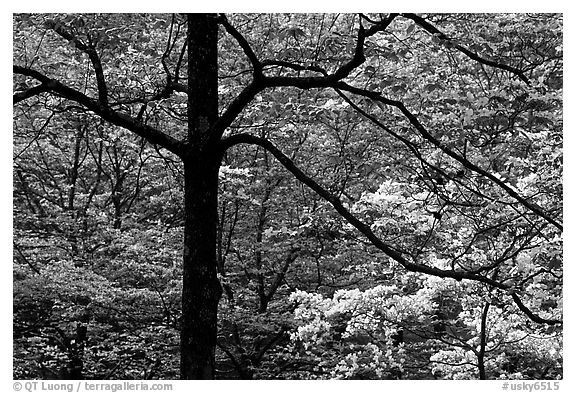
left=13, top=13, right=562, bottom=380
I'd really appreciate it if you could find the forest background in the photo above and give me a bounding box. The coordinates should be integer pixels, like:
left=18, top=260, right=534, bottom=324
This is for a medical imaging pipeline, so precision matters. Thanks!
left=4, top=1, right=576, bottom=384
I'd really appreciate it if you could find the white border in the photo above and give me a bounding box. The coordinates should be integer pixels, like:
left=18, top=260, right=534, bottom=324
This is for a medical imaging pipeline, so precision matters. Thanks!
left=4, top=3, right=573, bottom=391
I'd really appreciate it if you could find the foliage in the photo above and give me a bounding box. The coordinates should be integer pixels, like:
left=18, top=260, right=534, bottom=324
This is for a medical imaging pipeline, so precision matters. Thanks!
left=13, top=13, right=562, bottom=379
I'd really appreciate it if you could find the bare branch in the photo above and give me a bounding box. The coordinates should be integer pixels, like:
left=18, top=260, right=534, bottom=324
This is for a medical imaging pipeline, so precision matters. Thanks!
left=261, top=59, right=329, bottom=76
left=161, top=14, right=178, bottom=83
left=262, top=19, right=369, bottom=88
left=109, top=80, right=187, bottom=107
left=402, top=13, right=530, bottom=85
left=249, top=14, right=558, bottom=230
left=511, top=293, right=561, bottom=325
left=221, top=134, right=561, bottom=325
left=265, top=249, right=299, bottom=301
left=210, top=81, right=264, bottom=143
left=218, top=14, right=262, bottom=74
left=13, top=84, right=50, bottom=104
left=220, top=133, right=512, bottom=290
left=174, top=40, right=188, bottom=83
left=46, top=20, right=110, bottom=106
left=14, top=65, right=185, bottom=157
left=334, top=82, right=563, bottom=231
left=362, top=13, right=399, bottom=37
left=261, top=14, right=398, bottom=89
left=14, top=241, right=41, bottom=274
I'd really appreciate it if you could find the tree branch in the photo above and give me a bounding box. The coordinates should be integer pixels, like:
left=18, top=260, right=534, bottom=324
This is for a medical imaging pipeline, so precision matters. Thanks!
left=260, top=14, right=398, bottom=82
left=14, top=65, right=185, bottom=157
left=213, top=15, right=400, bottom=142
left=511, top=293, right=561, bottom=325
left=46, top=20, right=110, bottom=106
left=14, top=241, right=41, bottom=274
left=402, top=13, right=530, bottom=85
left=266, top=249, right=299, bottom=301
left=218, top=14, right=262, bottom=75
left=13, top=84, right=50, bottom=104
left=334, top=82, right=563, bottom=231
left=220, top=133, right=511, bottom=290
left=210, top=81, right=264, bottom=143
left=242, top=14, right=557, bottom=230
left=261, top=59, right=328, bottom=75
left=221, top=134, right=562, bottom=325
left=253, top=327, right=286, bottom=365
left=161, top=14, right=177, bottom=84
left=262, top=19, right=368, bottom=89
left=363, top=13, right=399, bottom=38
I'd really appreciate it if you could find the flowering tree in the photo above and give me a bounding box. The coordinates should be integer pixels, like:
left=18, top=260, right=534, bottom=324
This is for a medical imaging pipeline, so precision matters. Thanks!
left=14, top=13, right=562, bottom=379
left=288, top=274, right=561, bottom=379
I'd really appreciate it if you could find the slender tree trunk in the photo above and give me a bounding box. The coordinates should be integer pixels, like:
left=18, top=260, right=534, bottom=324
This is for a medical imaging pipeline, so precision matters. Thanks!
left=478, top=302, right=490, bottom=380
left=67, top=125, right=84, bottom=211
left=180, top=13, right=222, bottom=380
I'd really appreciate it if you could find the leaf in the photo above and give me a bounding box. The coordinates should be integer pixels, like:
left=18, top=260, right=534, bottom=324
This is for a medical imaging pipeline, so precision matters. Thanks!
left=424, top=83, right=440, bottom=93
left=285, top=26, right=306, bottom=39
left=406, top=23, right=415, bottom=35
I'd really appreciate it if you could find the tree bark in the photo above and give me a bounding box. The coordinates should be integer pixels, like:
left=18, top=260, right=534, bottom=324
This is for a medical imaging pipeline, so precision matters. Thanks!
left=180, top=13, right=222, bottom=380
left=180, top=154, right=222, bottom=379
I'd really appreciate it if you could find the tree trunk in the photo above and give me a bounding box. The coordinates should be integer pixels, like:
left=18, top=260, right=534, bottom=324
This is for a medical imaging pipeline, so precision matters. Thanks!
left=180, top=13, right=222, bottom=380
left=477, top=302, right=490, bottom=380
left=180, top=154, right=222, bottom=379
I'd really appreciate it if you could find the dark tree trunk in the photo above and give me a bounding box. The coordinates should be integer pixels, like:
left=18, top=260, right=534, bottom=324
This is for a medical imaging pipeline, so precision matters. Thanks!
left=180, top=14, right=222, bottom=380
left=180, top=154, right=222, bottom=379
left=477, top=302, right=490, bottom=380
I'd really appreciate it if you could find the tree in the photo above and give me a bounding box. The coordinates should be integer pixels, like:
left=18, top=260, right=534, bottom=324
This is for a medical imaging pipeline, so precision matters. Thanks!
left=13, top=13, right=562, bottom=379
